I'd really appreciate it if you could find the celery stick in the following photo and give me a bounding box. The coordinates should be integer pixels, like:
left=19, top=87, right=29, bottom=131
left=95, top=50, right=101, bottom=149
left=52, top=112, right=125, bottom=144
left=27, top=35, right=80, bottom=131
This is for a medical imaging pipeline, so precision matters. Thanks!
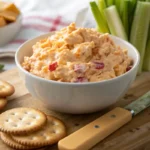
left=97, top=0, right=107, bottom=20
left=96, top=0, right=109, bottom=33
left=114, top=0, right=125, bottom=17
left=120, top=0, right=124, bottom=17
left=122, top=0, right=130, bottom=38
left=104, top=6, right=128, bottom=40
left=130, top=2, right=150, bottom=73
left=143, top=27, right=150, bottom=71
left=114, top=0, right=121, bottom=16
left=106, top=0, right=114, bottom=6
left=129, top=0, right=137, bottom=34
left=129, top=0, right=137, bottom=15
left=131, top=0, right=137, bottom=8
left=90, top=1, right=109, bottom=33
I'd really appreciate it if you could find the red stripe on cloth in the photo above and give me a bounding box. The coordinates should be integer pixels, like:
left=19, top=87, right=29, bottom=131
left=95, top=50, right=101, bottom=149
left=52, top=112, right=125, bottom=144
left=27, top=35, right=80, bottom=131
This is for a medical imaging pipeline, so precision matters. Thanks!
left=23, top=24, right=50, bottom=32
left=10, top=39, right=26, bottom=44
left=24, top=16, right=69, bottom=26
left=49, top=16, right=61, bottom=31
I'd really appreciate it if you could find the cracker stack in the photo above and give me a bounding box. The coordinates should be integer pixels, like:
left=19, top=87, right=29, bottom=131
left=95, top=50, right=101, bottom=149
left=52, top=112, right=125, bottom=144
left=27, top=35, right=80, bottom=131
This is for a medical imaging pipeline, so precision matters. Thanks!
left=0, top=107, right=66, bottom=149
left=0, top=80, right=15, bottom=110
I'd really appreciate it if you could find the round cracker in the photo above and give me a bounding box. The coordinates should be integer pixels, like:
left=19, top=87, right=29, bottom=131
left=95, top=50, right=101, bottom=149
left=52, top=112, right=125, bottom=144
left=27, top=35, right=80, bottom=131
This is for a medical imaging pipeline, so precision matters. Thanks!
left=0, top=107, right=47, bottom=135
left=0, top=132, right=39, bottom=150
left=12, top=116, right=66, bottom=147
left=0, top=98, right=7, bottom=110
left=0, top=80, right=15, bottom=97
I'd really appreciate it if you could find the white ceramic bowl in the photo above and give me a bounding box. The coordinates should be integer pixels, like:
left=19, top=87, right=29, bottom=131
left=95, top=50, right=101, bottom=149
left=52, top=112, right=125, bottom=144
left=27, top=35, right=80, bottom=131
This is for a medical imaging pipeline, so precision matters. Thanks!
left=0, top=15, right=22, bottom=46
left=15, top=33, right=140, bottom=114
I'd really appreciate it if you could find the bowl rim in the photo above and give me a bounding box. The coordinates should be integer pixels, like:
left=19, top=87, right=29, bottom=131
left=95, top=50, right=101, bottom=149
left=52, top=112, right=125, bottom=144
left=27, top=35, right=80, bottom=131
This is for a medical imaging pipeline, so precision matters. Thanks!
left=15, top=33, right=140, bottom=86
left=0, top=14, right=22, bottom=29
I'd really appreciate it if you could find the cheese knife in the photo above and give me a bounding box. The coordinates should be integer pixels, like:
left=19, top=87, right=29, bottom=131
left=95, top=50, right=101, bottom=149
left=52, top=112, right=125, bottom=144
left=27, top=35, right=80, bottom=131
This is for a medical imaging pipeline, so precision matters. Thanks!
left=58, top=91, right=150, bottom=150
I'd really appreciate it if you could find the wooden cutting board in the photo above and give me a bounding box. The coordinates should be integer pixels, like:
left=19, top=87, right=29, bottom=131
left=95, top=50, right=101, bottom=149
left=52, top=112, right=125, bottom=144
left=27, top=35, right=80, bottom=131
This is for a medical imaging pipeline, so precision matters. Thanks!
left=0, top=68, right=150, bottom=150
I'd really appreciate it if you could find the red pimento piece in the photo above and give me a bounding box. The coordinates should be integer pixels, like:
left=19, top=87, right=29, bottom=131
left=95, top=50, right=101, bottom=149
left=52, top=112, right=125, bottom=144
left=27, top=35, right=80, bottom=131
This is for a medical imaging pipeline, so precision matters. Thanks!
left=74, top=64, right=86, bottom=73
left=49, top=62, right=58, bottom=71
left=94, top=62, right=104, bottom=69
left=75, top=77, right=88, bottom=83
left=126, top=66, right=132, bottom=72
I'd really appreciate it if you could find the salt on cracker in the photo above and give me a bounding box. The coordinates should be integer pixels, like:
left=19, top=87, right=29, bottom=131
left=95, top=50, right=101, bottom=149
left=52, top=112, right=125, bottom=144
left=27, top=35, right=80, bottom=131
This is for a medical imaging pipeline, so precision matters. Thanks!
left=0, top=107, right=47, bottom=135
left=0, top=132, right=39, bottom=150
left=12, top=116, right=66, bottom=147
left=0, top=98, right=7, bottom=110
left=0, top=80, right=15, bottom=97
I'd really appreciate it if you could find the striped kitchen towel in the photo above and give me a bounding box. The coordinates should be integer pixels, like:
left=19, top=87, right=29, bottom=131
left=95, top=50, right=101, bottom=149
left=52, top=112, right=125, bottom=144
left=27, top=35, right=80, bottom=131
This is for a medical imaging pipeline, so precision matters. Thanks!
left=0, top=0, right=95, bottom=58
left=0, top=15, right=69, bottom=57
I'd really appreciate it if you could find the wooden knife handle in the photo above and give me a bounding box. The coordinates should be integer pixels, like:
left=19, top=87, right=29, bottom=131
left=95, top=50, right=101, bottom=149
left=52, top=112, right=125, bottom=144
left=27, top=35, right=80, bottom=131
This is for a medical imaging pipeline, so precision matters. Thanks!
left=58, top=107, right=132, bottom=150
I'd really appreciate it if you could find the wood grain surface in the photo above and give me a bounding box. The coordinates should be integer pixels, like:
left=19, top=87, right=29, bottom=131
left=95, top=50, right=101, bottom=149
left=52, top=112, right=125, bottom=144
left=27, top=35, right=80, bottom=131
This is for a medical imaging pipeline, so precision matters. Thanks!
left=0, top=68, right=150, bottom=150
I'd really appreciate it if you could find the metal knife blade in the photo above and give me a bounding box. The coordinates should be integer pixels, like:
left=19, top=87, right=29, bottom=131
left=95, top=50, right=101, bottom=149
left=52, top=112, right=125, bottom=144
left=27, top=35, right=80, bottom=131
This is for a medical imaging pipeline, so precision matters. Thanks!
left=125, top=91, right=150, bottom=116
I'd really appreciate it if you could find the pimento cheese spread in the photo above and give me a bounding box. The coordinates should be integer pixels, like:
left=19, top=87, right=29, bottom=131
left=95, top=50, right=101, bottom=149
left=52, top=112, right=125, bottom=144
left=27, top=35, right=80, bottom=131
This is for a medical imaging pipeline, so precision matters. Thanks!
left=22, top=23, right=132, bottom=83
